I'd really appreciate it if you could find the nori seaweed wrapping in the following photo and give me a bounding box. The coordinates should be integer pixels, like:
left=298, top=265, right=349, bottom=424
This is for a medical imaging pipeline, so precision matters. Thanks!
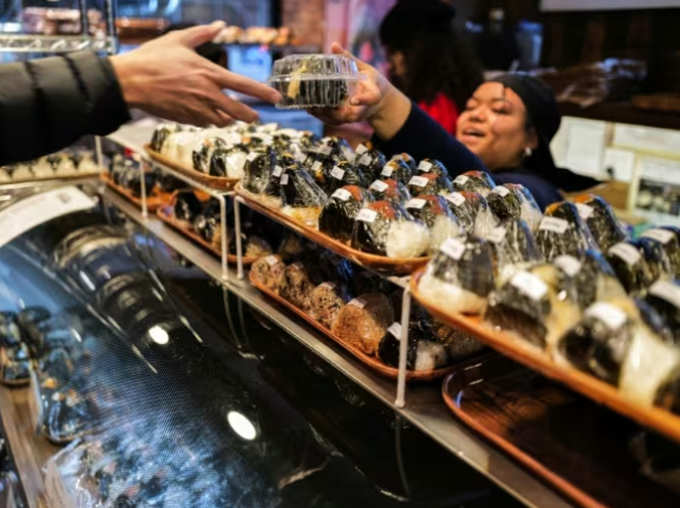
left=351, top=201, right=416, bottom=256
left=574, top=194, right=628, bottom=252
left=416, top=158, right=449, bottom=178
left=485, top=218, right=542, bottom=284
left=390, top=153, right=417, bottom=172
left=369, top=179, right=411, bottom=204
left=355, top=147, right=387, bottom=182
left=485, top=264, right=582, bottom=350
left=318, top=185, right=373, bottom=242
left=124, top=171, right=157, bottom=199
left=192, top=137, right=227, bottom=173
left=405, top=195, right=464, bottom=252
left=173, top=191, right=203, bottom=223
left=640, top=227, right=680, bottom=278
left=209, top=144, right=249, bottom=178
left=536, top=202, right=597, bottom=261
left=488, top=183, right=543, bottom=232
left=553, top=249, right=626, bottom=310
left=646, top=279, right=680, bottom=344
left=281, top=167, right=328, bottom=226
left=377, top=320, right=448, bottom=371
left=242, top=148, right=277, bottom=194
left=323, top=161, right=367, bottom=195
left=407, top=173, right=454, bottom=197
left=444, top=191, right=498, bottom=238
left=418, top=237, right=496, bottom=314
left=606, top=240, right=658, bottom=295
left=150, top=123, right=180, bottom=152
left=452, top=171, right=496, bottom=196
left=379, top=159, right=413, bottom=185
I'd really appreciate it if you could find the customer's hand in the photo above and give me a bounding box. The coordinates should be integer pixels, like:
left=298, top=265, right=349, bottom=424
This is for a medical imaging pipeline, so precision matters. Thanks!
left=110, top=21, right=281, bottom=127
left=308, top=43, right=411, bottom=141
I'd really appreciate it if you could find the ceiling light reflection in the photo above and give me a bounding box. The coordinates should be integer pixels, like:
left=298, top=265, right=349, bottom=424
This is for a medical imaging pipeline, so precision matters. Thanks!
left=227, top=411, right=257, bottom=440
left=148, top=325, right=169, bottom=345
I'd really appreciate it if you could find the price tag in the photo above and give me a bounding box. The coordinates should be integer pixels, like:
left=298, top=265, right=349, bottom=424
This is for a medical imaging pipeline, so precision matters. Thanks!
left=650, top=280, right=680, bottom=308
left=265, top=255, right=279, bottom=266
left=454, top=175, right=470, bottom=186
left=446, top=192, right=466, bottom=207
left=318, top=145, right=332, bottom=156
left=349, top=298, right=367, bottom=309
left=356, top=144, right=368, bottom=155
left=574, top=202, right=594, bottom=220
left=642, top=228, right=675, bottom=245
left=609, top=242, right=641, bottom=266
left=554, top=255, right=582, bottom=277
left=359, top=154, right=372, bottom=166
left=312, top=161, right=323, bottom=173
left=388, top=322, right=402, bottom=339
left=319, top=282, right=337, bottom=290
left=511, top=271, right=548, bottom=301
left=0, top=187, right=95, bottom=249
left=280, top=173, right=289, bottom=185
left=331, top=188, right=351, bottom=202
left=246, top=152, right=259, bottom=162
left=492, top=186, right=510, bottom=197
left=539, top=217, right=569, bottom=234
left=418, top=161, right=433, bottom=172
left=356, top=208, right=378, bottom=223
left=272, top=165, right=283, bottom=177
left=406, top=198, right=427, bottom=210
left=586, top=302, right=627, bottom=331
left=440, top=237, right=466, bottom=260
left=380, top=164, right=394, bottom=178
left=331, top=166, right=345, bottom=180
left=486, top=226, right=506, bottom=244
left=44, top=459, right=76, bottom=508
left=409, top=176, right=429, bottom=188
left=370, top=180, right=388, bottom=192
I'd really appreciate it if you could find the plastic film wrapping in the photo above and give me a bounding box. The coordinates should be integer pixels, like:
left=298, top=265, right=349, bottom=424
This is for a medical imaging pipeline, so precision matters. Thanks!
left=415, top=159, right=449, bottom=178
left=250, top=255, right=286, bottom=290
left=405, top=195, right=465, bottom=253
left=281, top=168, right=328, bottom=227
left=444, top=191, right=498, bottom=238
left=368, top=179, right=411, bottom=204
left=484, top=219, right=542, bottom=284
left=376, top=320, right=449, bottom=371
left=318, top=186, right=373, bottom=243
left=331, top=293, right=394, bottom=355
left=307, top=281, right=351, bottom=329
left=323, top=161, right=366, bottom=195
left=487, top=184, right=542, bottom=232
left=451, top=171, right=496, bottom=196
left=641, top=227, right=680, bottom=278
left=536, top=202, right=597, bottom=261
left=378, top=159, right=413, bottom=185
left=574, top=194, right=628, bottom=252
left=606, top=240, right=658, bottom=295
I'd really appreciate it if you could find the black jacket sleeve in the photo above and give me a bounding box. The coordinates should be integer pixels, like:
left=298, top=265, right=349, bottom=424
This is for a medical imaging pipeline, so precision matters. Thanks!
left=0, top=51, right=131, bottom=165
left=372, top=102, right=487, bottom=176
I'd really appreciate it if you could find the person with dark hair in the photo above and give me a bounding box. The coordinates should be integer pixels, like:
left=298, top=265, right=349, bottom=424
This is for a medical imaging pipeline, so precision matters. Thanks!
left=310, top=44, right=598, bottom=210
left=378, top=0, right=483, bottom=135
left=162, top=22, right=227, bottom=67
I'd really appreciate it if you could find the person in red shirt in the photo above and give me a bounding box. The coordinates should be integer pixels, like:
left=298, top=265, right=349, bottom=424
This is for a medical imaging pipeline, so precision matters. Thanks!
left=379, top=0, right=483, bottom=135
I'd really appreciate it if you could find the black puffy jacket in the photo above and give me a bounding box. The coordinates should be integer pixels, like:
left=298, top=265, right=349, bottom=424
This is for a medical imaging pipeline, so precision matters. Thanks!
left=0, top=51, right=130, bottom=165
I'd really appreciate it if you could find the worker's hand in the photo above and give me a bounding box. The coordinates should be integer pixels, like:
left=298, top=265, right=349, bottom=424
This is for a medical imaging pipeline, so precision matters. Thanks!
left=307, top=43, right=411, bottom=140
left=110, top=21, right=281, bottom=127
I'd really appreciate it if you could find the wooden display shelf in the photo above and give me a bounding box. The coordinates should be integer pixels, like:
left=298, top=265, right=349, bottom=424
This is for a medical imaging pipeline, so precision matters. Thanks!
left=560, top=101, right=680, bottom=131
left=0, top=385, right=59, bottom=508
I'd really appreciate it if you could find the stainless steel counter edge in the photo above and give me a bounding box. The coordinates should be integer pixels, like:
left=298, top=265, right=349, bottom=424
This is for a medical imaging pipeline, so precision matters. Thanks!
left=104, top=188, right=576, bottom=508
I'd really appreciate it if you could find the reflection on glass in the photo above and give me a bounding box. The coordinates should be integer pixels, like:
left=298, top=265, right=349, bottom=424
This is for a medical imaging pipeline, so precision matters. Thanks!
left=227, top=410, right=257, bottom=440
left=148, top=325, right=169, bottom=345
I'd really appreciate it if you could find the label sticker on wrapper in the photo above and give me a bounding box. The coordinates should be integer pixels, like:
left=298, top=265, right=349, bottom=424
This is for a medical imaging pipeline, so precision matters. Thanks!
left=492, top=186, right=510, bottom=197
left=370, top=180, right=389, bottom=192
left=318, top=145, right=332, bottom=156
left=356, top=208, right=378, bottom=223
left=312, top=161, right=323, bottom=173
left=446, top=193, right=466, bottom=207
left=272, top=165, right=283, bottom=178
left=609, top=243, right=641, bottom=266
left=418, top=161, right=433, bottom=172
left=359, top=154, right=372, bottom=166
left=356, top=144, right=368, bottom=155
left=409, top=176, right=429, bottom=188
left=440, top=237, right=466, bottom=260
left=381, top=165, right=394, bottom=178
left=388, top=322, right=403, bottom=340
left=246, top=152, right=259, bottom=162
left=454, top=175, right=469, bottom=186
left=586, top=302, right=627, bottom=331
left=642, top=228, right=675, bottom=245
left=574, top=203, right=594, bottom=220
left=486, top=227, right=506, bottom=244
left=510, top=271, right=548, bottom=301
left=331, top=188, right=351, bottom=202
left=319, top=282, right=337, bottom=290
left=554, top=255, right=582, bottom=277
left=331, top=166, right=345, bottom=180
left=406, top=198, right=427, bottom=210
left=265, top=255, right=279, bottom=266
left=539, top=217, right=569, bottom=234
left=650, top=280, right=680, bottom=309
left=349, top=298, right=367, bottom=309
left=280, top=173, right=289, bottom=185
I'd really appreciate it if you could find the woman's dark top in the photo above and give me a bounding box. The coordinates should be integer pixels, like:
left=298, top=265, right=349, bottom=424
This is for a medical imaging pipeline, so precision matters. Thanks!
left=373, top=102, right=563, bottom=210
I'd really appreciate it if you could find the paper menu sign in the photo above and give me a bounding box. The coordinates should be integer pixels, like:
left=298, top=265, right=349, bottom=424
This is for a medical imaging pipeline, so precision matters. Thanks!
left=0, top=187, right=95, bottom=249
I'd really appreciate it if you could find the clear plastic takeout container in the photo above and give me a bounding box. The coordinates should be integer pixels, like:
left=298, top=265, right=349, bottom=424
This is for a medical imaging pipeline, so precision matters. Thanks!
left=268, top=54, right=363, bottom=109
